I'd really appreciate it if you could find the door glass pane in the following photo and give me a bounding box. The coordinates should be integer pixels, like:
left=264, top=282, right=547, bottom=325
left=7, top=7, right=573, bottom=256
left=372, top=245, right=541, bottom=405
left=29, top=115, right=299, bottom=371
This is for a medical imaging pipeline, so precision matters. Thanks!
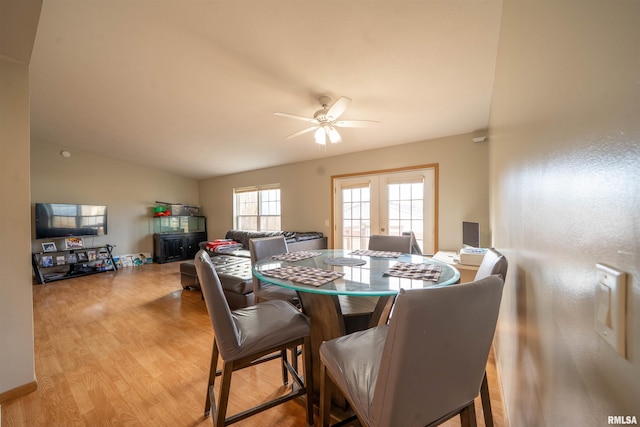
left=341, top=186, right=371, bottom=250
left=387, top=181, right=424, bottom=250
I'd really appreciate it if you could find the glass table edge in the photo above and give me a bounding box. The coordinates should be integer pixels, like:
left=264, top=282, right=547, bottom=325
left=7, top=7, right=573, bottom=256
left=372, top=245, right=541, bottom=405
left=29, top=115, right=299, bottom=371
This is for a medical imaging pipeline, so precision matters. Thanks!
left=251, top=252, right=461, bottom=296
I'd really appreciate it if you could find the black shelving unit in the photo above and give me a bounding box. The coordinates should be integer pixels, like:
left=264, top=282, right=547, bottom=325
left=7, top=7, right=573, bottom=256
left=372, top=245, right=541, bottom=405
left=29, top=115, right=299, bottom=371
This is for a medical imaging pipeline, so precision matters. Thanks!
left=32, top=244, right=117, bottom=284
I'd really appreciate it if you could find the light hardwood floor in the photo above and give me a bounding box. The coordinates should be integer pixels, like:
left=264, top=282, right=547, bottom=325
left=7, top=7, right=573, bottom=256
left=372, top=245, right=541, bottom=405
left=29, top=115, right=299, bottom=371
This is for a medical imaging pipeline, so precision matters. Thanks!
left=2, top=263, right=506, bottom=426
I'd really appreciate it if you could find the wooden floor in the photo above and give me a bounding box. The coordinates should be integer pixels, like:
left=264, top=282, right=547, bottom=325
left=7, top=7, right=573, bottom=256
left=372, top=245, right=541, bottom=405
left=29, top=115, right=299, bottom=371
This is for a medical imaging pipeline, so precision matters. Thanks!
left=2, top=263, right=506, bottom=427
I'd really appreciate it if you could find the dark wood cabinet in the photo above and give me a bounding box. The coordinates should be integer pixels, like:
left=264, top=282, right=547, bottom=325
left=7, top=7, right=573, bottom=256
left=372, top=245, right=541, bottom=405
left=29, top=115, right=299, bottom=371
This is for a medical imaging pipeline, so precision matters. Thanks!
left=152, top=215, right=207, bottom=263
left=153, top=215, right=207, bottom=264
left=156, top=234, right=186, bottom=263
left=184, top=233, right=203, bottom=259
left=153, top=231, right=207, bottom=263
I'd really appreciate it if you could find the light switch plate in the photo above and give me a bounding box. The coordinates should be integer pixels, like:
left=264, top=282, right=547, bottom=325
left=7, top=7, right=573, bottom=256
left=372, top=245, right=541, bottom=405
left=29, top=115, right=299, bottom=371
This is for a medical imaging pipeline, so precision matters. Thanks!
left=595, top=263, right=626, bottom=357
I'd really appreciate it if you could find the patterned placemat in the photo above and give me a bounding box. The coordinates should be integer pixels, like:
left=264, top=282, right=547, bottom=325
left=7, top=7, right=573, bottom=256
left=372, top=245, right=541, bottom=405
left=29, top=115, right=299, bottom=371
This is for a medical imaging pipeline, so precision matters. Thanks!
left=261, top=266, right=344, bottom=286
left=350, top=249, right=402, bottom=258
left=324, top=257, right=367, bottom=266
left=269, top=251, right=322, bottom=262
left=384, top=262, right=442, bottom=281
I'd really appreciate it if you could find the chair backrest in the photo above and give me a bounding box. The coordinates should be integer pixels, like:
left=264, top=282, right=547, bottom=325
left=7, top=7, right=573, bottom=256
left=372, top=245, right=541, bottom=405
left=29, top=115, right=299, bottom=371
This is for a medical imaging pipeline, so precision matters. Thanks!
left=249, top=235, right=289, bottom=265
left=249, top=236, right=289, bottom=293
left=401, top=231, right=423, bottom=255
left=194, top=250, right=241, bottom=360
left=474, top=248, right=508, bottom=281
left=368, top=235, right=412, bottom=253
left=370, top=275, right=505, bottom=427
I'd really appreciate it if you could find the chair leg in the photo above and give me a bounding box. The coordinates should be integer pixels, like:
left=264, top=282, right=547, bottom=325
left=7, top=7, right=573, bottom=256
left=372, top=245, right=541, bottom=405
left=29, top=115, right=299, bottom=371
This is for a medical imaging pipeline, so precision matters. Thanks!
left=291, top=346, right=299, bottom=375
left=303, top=337, right=314, bottom=426
left=460, top=401, right=478, bottom=427
left=215, top=360, right=234, bottom=427
left=204, top=340, right=220, bottom=417
left=281, top=349, right=289, bottom=386
left=319, top=360, right=332, bottom=427
left=480, top=371, right=494, bottom=427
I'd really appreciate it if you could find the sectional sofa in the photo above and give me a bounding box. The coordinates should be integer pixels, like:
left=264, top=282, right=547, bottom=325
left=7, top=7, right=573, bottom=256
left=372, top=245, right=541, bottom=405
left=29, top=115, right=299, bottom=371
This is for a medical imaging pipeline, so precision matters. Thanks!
left=180, top=229, right=327, bottom=309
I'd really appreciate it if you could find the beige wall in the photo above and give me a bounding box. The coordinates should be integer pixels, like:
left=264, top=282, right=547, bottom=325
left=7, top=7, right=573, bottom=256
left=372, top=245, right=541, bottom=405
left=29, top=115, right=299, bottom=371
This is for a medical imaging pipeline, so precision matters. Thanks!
left=0, top=56, right=36, bottom=399
left=489, top=1, right=640, bottom=425
left=199, top=132, right=490, bottom=251
left=0, top=1, right=41, bottom=399
left=30, top=140, right=200, bottom=256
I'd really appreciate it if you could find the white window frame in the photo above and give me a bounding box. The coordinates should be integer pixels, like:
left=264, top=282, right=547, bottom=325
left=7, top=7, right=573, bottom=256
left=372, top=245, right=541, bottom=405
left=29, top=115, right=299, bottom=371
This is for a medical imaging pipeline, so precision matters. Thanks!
left=233, top=184, right=281, bottom=231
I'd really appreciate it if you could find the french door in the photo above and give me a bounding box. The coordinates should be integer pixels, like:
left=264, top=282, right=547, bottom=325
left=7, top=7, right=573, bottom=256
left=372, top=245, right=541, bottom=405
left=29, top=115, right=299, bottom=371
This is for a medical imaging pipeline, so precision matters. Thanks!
left=333, top=166, right=437, bottom=254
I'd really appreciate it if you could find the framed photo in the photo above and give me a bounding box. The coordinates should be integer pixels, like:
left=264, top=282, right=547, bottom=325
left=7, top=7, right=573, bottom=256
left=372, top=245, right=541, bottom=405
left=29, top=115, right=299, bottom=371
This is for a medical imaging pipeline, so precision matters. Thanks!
left=67, top=253, right=78, bottom=264
left=87, top=250, right=97, bottom=261
left=42, top=242, right=57, bottom=252
left=41, top=255, right=53, bottom=267
left=77, top=251, right=88, bottom=262
left=65, top=237, right=84, bottom=250
left=56, top=255, right=66, bottom=265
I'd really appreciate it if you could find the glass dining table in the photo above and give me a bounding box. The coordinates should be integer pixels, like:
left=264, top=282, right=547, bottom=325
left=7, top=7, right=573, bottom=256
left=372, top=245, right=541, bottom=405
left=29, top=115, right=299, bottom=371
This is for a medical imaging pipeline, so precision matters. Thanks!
left=253, top=248, right=460, bottom=407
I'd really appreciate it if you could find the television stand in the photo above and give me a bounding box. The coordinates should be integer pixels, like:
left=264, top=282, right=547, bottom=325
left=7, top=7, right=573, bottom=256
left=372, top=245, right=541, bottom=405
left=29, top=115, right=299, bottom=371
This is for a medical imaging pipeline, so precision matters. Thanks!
left=32, top=244, right=118, bottom=284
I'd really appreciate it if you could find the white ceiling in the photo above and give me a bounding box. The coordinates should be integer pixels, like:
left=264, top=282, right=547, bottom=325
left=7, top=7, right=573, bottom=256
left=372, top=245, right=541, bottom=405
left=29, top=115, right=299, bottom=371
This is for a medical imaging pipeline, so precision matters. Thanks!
left=30, top=1, right=503, bottom=180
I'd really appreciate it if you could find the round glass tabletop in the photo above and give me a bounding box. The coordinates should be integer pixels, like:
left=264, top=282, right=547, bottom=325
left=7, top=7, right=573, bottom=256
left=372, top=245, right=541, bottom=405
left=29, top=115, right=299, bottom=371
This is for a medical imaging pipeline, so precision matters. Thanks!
left=252, top=249, right=460, bottom=296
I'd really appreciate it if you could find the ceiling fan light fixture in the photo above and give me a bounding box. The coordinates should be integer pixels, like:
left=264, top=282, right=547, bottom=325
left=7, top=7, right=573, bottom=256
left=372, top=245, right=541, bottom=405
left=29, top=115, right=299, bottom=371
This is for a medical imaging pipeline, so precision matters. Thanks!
left=328, top=127, right=342, bottom=144
left=314, top=127, right=327, bottom=145
left=275, top=95, right=379, bottom=145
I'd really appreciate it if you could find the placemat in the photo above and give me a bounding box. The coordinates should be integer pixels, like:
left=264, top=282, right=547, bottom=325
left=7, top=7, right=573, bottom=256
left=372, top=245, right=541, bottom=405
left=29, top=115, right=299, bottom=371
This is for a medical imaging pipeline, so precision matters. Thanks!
left=384, top=262, right=442, bottom=281
left=324, top=257, right=367, bottom=266
left=350, top=249, right=402, bottom=258
left=269, top=251, right=322, bottom=262
left=261, top=266, right=344, bottom=286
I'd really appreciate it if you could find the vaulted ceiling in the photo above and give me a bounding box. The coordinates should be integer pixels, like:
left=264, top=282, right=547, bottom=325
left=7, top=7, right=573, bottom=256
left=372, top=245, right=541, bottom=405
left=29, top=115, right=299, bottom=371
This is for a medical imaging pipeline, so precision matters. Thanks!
left=30, top=1, right=503, bottom=180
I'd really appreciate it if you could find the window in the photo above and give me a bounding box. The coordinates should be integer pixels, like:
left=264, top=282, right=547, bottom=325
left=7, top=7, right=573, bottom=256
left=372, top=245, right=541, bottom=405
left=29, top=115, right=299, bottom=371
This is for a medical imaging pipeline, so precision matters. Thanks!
left=234, top=185, right=281, bottom=231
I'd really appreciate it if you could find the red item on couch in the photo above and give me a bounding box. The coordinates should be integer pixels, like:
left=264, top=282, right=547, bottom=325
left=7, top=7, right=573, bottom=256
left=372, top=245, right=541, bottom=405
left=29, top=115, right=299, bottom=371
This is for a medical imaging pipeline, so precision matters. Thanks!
left=206, top=239, right=238, bottom=250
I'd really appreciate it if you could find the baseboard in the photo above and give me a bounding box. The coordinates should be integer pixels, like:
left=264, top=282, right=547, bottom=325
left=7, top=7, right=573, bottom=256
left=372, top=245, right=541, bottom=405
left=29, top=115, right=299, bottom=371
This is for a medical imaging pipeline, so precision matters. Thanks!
left=0, top=381, right=37, bottom=404
left=492, top=343, right=510, bottom=427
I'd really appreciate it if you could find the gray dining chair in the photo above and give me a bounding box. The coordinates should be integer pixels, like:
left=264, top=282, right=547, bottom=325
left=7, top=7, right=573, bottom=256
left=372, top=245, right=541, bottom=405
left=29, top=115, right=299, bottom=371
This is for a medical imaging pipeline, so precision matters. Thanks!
left=249, top=236, right=299, bottom=305
left=342, top=234, right=413, bottom=332
left=471, top=248, right=508, bottom=427
left=342, top=234, right=411, bottom=331
left=194, top=250, right=313, bottom=427
left=474, top=248, right=508, bottom=282
left=402, top=230, right=424, bottom=255
left=249, top=235, right=302, bottom=378
left=368, top=234, right=412, bottom=253
left=319, top=274, right=505, bottom=427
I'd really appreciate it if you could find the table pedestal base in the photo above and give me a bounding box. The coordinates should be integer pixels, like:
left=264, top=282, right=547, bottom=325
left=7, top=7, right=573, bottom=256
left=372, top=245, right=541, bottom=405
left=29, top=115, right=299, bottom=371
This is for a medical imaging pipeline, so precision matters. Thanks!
left=298, top=292, right=395, bottom=409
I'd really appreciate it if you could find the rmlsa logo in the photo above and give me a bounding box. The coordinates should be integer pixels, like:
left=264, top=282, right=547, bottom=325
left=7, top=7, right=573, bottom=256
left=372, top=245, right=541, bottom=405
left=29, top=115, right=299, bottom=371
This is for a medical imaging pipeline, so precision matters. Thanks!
left=608, top=416, right=638, bottom=425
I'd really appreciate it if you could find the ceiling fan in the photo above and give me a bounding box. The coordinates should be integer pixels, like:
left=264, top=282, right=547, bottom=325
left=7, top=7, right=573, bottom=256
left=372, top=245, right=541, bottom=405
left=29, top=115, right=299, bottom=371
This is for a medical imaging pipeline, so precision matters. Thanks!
left=274, top=96, right=379, bottom=145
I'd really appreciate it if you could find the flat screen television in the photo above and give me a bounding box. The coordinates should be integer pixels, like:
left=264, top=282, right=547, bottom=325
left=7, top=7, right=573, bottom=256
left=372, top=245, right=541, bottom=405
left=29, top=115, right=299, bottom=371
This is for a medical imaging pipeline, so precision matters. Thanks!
left=35, top=203, right=108, bottom=239
left=462, top=221, right=480, bottom=248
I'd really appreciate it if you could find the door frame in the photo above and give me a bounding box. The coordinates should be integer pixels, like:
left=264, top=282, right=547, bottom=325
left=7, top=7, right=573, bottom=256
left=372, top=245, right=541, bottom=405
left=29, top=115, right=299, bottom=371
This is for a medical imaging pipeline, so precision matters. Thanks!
left=330, top=164, right=439, bottom=250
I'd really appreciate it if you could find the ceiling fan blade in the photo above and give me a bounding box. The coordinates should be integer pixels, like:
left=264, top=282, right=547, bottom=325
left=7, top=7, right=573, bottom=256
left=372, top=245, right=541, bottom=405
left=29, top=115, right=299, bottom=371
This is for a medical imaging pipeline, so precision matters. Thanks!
left=285, top=126, right=318, bottom=139
left=334, top=120, right=380, bottom=128
left=274, top=112, right=318, bottom=124
left=326, top=97, right=352, bottom=120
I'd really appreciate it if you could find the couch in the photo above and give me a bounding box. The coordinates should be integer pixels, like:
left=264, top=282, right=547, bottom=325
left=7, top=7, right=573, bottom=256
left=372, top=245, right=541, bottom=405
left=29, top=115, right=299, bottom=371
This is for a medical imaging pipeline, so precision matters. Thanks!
left=214, top=230, right=327, bottom=256
left=180, top=230, right=327, bottom=310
